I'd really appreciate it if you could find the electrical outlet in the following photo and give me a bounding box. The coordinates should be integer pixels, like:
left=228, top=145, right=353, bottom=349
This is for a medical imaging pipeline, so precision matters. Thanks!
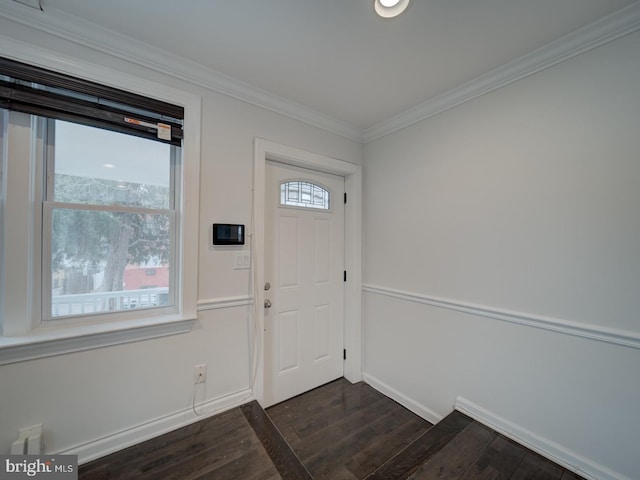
left=12, top=424, right=43, bottom=455
left=18, top=424, right=43, bottom=439
left=193, top=364, right=207, bottom=384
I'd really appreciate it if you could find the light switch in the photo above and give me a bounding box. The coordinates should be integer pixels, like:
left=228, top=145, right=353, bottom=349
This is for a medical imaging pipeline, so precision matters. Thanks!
left=234, top=253, right=250, bottom=269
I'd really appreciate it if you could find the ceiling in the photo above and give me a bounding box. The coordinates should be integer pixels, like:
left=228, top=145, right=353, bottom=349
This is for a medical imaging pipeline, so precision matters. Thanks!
left=13, top=0, right=640, bottom=131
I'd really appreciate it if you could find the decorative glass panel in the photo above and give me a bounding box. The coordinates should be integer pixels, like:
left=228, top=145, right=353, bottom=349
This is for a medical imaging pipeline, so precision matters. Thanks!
left=280, top=181, right=330, bottom=210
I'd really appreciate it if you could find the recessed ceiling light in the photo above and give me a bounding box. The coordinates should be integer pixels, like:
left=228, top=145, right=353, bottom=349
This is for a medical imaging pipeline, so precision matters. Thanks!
left=374, top=0, right=410, bottom=18
left=103, top=163, right=115, bottom=168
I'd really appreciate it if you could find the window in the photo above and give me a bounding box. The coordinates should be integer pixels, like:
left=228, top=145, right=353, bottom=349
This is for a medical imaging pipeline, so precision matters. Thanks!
left=0, top=55, right=199, bottom=361
left=44, top=120, right=176, bottom=319
left=280, top=180, right=330, bottom=210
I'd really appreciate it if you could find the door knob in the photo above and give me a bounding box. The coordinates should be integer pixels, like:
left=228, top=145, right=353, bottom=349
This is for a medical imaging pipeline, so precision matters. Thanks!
left=264, top=299, right=272, bottom=309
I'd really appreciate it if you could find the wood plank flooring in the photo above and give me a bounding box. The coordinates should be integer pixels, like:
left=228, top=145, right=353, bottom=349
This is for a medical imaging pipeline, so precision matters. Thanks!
left=266, top=378, right=432, bottom=479
left=79, top=378, right=586, bottom=480
left=78, top=407, right=282, bottom=480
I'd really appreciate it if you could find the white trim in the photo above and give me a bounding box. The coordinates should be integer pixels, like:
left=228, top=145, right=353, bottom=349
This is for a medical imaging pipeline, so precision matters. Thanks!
left=2, top=2, right=639, bottom=144
left=363, top=372, right=441, bottom=424
left=0, top=2, right=362, bottom=143
left=1, top=110, right=39, bottom=337
left=363, top=1, right=640, bottom=142
left=363, top=284, right=640, bottom=350
left=0, top=38, right=202, bottom=360
left=57, top=387, right=253, bottom=465
left=454, top=397, right=631, bottom=480
left=253, top=138, right=363, bottom=404
left=0, top=315, right=196, bottom=366
left=197, top=295, right=253, bottom=311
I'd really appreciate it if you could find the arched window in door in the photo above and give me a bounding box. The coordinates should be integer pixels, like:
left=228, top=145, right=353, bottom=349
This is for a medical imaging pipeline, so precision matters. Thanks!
left=280, top=180, right=330, bottom=210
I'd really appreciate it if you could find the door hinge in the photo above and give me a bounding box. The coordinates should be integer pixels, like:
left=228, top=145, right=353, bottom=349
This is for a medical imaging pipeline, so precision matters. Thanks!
left=343, top=349, right=347, bottom=360
left=344, top=192, right=347, bottom=204
left=344, top=270, right=347, bottom=282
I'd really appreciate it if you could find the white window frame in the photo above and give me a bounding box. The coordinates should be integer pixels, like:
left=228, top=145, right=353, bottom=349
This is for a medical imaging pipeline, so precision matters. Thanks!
left=0, top=109, right=5, bottom=335
left=40, top=119, right=179, bottom=325
left=0, top=43, right=201, bottom=365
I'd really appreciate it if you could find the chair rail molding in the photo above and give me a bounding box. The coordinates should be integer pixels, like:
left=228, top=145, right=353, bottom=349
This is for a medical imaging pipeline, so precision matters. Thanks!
left=197, top=295, right=253, bottom=312
left=363, top=284, right=640, bottom=350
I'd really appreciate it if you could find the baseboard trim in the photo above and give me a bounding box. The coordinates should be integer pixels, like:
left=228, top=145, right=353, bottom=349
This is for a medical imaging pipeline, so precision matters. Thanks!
left=57, top=388, right=253, bottom=465
left=363, top=284, right=640, bottom=350
left=362, top=372, right=442, bottom=425
left=454, top=397, right=630, bottom=480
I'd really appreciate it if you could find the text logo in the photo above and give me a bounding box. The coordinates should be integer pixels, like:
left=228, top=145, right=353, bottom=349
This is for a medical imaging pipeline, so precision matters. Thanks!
left=1, top=456, right=77, bottom=480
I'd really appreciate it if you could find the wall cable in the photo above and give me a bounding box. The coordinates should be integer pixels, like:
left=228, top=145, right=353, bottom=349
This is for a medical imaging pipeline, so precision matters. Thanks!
left=191, top=185, right=261, bottom=417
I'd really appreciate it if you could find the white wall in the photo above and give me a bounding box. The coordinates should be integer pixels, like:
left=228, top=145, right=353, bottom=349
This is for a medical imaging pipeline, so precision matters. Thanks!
left=0, top=17, right=362, bottom=462
left=363, top=30, right=640, bottom=480
left=3, top=8, right=639, bottom=478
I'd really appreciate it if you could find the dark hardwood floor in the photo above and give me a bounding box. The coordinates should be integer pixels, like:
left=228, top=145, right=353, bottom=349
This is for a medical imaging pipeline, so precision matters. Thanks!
left=266, top=378, right=432, bottom=479
left=79, top=379, right=586, bottom=480
left=78, top=407, right=281, bottom=480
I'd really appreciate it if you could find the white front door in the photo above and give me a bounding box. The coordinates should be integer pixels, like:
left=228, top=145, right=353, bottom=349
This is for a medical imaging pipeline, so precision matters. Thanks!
left=263, top=161, right=345, bottom=407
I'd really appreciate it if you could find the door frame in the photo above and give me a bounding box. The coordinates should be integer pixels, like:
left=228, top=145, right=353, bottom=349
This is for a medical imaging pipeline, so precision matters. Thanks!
left=253, top=138, right=362, bottom=405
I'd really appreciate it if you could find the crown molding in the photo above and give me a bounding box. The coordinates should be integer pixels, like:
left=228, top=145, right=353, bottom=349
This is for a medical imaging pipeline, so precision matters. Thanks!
left=363, top=1, right=640, bottom=143
left=1, top=1, right=639, bottom=145
left=0, top=1, right=364, bottom=142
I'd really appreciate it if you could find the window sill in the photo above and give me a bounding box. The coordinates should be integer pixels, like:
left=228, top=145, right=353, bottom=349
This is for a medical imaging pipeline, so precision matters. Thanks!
left=0, top=314, right=197, bottom=365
